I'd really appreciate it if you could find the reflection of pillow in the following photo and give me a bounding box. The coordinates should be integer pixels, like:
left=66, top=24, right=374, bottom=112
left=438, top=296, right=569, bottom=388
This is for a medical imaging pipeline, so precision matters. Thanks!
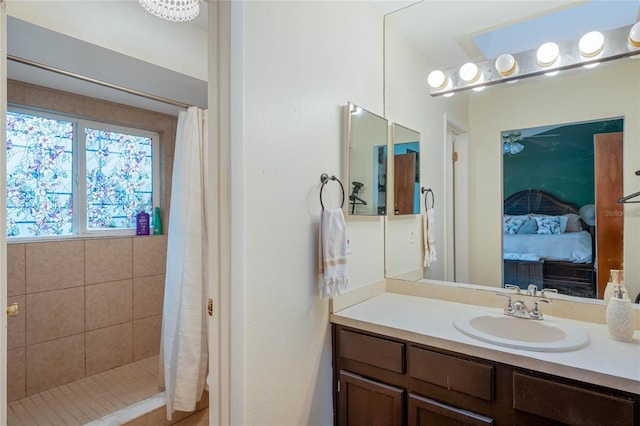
left=517, top=218, right=538, bottom=234
left=559, top=215, right=568, bottom=233
left=534, top=216, right=561, bottom=234
left=579, top=204, right=596, bottom=226
left=565, top=213, right=583, bottom=232
left=503, top=216, right=526, bottom=234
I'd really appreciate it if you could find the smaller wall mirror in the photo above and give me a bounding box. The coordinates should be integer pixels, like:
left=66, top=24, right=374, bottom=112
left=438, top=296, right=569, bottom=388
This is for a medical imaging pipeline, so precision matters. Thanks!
left=345, top=103, right=388, bottom=215
left=392, top=124, right=420, bottom=215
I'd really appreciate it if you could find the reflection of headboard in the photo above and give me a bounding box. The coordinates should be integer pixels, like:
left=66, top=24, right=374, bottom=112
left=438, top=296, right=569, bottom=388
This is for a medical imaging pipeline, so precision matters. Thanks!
left=504, top=189, right=580, bottom=216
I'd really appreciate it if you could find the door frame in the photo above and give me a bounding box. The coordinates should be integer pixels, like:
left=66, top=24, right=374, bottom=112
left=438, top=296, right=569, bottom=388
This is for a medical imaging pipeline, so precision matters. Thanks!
left=1, top=1, right=8, bottom=423
left=443, top=113, right=469, bottom=283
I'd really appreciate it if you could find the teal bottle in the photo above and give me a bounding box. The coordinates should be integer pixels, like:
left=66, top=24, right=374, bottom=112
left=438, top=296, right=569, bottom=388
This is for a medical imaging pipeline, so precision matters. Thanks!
left=152, top=207, right=163, bottom=235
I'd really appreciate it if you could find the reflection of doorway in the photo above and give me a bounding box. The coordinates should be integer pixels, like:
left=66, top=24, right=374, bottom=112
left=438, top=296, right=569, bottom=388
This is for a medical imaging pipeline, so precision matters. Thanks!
left=444, top=114, right=469, bottom=283
left=594, top=132, right=624, bottom=297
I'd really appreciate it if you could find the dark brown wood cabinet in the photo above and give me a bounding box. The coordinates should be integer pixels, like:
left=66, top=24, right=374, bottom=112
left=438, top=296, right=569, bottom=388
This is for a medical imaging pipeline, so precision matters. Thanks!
left=333, top=324, right=639, bottom=426
left=339, top=371, right=404, bottom=426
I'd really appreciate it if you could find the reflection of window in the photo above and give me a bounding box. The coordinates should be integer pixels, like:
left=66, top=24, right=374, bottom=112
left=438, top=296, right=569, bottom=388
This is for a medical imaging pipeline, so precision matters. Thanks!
left=6, top=108, right=159, bottom=239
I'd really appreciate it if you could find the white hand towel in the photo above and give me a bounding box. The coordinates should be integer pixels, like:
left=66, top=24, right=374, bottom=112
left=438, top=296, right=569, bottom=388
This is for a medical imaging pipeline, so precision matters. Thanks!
left=319, top=208, right=348, bottom=297
left=423, top=207, right=437, bottom=268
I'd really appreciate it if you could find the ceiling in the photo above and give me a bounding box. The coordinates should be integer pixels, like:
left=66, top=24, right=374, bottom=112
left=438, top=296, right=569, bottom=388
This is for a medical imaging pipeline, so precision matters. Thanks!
left=385, top=0, right=640, bottom=70
left=7, top=2, right=208, bottom=116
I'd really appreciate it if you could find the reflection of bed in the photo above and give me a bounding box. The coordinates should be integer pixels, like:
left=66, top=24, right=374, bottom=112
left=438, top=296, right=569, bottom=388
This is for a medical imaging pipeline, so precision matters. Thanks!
left=503, top=190, right=596, bottom=298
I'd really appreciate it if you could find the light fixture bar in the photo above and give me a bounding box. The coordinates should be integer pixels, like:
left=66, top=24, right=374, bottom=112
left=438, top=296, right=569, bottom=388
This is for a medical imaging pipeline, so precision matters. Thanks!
left=429, top=24, right=640, bottom=97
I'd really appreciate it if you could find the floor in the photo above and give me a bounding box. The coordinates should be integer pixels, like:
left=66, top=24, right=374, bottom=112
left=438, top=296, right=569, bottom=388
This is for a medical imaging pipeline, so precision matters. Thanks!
left=172, top=408, right=208, bottom=426
left=7, top=356, right=161, bottom=425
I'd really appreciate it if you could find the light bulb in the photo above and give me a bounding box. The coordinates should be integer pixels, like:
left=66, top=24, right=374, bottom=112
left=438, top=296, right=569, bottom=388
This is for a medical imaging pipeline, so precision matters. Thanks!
left=495, top=54, right=518, bottom=77
left=579, top=31, right=604, bottom=58
left=427, top=70, right=449, bottom=90
left=459, top=62, right=482, bottom=83
left=537, top=42, right=560, bottom=67
left=629, top=22, right=640, bottom=49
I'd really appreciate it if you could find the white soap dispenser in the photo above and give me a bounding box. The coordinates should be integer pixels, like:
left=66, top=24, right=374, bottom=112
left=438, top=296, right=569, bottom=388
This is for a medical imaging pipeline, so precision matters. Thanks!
left=604, top=269, right=627, bottom=304
left=606, top=283, right=635, bottom=342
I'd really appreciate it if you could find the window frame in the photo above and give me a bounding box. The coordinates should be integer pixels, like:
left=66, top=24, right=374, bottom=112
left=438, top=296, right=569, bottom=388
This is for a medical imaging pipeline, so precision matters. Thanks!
left=7, top=105, right=160, bottom=241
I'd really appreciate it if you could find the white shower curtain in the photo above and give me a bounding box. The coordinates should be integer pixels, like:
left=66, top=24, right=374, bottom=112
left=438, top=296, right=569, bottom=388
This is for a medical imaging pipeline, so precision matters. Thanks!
left=161, top=106, right=209, bottom=419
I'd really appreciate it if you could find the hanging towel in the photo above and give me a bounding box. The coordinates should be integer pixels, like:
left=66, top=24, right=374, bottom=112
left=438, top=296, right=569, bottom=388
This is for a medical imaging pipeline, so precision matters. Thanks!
left=423, top=207, right=437, bottom=267
left=319, top=208, right=348, bottom=297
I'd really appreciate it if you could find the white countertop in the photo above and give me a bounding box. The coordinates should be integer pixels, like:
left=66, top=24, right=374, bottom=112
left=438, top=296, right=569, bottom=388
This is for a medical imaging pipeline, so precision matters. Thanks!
left=330, top=292, right=640, bottom=394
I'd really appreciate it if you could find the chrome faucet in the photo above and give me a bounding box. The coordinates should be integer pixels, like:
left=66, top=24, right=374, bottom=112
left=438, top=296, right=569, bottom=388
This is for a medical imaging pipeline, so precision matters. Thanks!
left=496, top=285, right=552, bottom=320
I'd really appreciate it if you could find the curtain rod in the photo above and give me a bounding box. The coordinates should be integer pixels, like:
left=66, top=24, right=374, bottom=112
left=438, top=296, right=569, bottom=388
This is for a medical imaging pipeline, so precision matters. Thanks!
left=7, top=54, right=191, bottom=109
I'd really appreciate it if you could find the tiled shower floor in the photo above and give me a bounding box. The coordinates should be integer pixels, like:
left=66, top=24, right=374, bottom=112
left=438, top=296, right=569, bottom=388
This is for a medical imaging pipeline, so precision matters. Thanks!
left=7, top=355, right=161, bottom=425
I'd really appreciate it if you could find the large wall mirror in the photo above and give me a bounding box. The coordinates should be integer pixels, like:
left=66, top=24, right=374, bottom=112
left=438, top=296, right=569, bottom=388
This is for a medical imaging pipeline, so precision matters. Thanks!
left=345, top=102, right=388, bottom=215
left=384, top=1, right=640, bottom=302
left=391, top=124, right=420, bottom=215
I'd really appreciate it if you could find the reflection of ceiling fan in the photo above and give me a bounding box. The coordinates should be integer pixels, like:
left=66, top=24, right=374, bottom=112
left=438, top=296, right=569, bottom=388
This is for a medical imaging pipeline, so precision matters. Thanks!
left=502, top=131, right=524, bottom=155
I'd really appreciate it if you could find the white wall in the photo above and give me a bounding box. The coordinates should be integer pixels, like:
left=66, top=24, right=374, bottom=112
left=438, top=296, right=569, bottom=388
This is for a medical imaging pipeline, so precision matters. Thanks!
left=467, top=60, right=640, bottom=300
left=232, top=2, right=386, bottom=424
left=384, top=20, right=469, bottom=280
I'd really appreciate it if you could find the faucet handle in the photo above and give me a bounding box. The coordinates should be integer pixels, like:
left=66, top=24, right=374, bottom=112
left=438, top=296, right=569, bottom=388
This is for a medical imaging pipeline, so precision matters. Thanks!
left=540, top=288, right=558, bottom=299
left=504, top=284, right=522, bottom=294
left=530, top=299, right=550, bottom=319
left=495, top=293, right=514, bottom=314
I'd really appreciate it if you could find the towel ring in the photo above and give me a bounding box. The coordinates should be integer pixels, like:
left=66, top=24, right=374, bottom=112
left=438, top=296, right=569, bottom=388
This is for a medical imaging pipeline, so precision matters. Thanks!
left=320, top=173, right=345, bottom=209
left=421, top=187, right=434, bottom=210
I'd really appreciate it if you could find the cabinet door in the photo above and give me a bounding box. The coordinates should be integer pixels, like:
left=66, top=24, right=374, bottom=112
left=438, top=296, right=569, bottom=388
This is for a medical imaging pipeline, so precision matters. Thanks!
left=339, top=371, right=404, bottom=426
left=408, top=393, right=494, bottom=426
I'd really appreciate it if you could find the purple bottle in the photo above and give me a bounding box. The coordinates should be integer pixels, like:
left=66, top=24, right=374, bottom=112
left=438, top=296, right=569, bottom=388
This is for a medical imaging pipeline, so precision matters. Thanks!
left=136, top=211, right=150, bottom=235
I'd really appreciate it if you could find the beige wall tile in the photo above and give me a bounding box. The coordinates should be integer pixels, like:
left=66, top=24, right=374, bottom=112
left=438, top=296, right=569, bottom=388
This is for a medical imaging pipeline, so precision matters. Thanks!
left=26, top=240, right=84, bottom=293
left=85, top=238, right=133, bottom=284
left=86, top=323, right=133, bottom=376
left=8, top=295, right=25, bottom=350
left=86, top=280, right=133, bottom=331
left=26, top=287, right=84, bottom=345
left=23, top=85, right=84, bottom=116
left=26, top=334, right=85, bottom=395
left=7, top=244, right=26, bottom=296
left=133, top=236, right=167, bottom=277
left=8, top=347, right=26, bottom=402
left=134, top=315, right=162, bottom=361
left=134, top=275, right=165, bottom=320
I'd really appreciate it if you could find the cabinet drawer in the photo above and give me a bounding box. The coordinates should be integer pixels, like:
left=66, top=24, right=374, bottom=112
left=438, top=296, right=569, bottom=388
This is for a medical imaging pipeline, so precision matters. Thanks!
left=409, top=347, right=494, bottom=401
left=513, top=372, right=635, bottom=426
left=408, top=393, right=494, bottom=426
left=339, top=329, right=405, bottom=374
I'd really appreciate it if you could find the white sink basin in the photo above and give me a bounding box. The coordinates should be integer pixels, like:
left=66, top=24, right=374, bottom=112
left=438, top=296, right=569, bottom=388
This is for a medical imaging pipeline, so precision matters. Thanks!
left=453, top=311, right=589, bottom=352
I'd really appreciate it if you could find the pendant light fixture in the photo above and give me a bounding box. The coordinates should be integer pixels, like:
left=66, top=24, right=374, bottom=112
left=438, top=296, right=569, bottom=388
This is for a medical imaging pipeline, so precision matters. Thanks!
left=138, top=0, right=200, bottom=22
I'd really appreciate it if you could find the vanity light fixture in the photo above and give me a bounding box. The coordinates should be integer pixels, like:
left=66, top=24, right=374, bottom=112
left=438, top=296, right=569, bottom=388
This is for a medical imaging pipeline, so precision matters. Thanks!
left=427, top=22, right=640, bottom=97
left=138, top=0, right=200, bottom=22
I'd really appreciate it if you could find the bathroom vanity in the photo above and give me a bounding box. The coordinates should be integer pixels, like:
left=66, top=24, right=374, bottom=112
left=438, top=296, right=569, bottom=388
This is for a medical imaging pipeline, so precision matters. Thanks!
left=330, top=285, right=640, bottom=426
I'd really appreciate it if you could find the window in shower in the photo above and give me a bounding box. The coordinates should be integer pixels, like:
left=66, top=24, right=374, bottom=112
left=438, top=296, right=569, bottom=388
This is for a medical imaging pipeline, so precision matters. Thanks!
left=6, top=108, right=159, bottom=239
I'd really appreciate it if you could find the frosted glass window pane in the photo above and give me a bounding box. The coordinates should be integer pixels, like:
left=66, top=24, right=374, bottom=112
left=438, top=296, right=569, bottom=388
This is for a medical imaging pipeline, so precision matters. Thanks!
left=6, top=111, right=74, bottom=237
left=86, top=128, right=153, bottom=229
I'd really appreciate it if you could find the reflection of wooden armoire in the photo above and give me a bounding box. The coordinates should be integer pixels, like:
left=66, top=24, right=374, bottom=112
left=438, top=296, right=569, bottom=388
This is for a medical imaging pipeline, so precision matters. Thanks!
left=594, top=132, right=623, bottom=298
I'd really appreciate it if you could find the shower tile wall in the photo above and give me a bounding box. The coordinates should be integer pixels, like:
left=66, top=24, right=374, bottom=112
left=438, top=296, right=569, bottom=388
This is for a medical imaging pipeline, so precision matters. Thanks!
left=6, top=235, right=167, bottom=402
